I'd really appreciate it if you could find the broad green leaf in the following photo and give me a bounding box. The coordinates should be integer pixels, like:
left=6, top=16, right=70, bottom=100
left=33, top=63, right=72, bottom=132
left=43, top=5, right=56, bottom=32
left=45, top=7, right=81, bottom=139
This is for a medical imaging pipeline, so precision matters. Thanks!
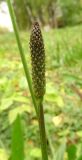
left=58, top=129, right=70, bottom=136
left=55, top=96, right=64, bottom=108
left=11, top=115, right=24, bottom=160
left=0, top=98, right=13, bottom=112
left=46, top=82, right=57, bottom=94
left=30, top=148, right=41, bottom=158
left=54, top=139, right=66, bottom=160
left=19, top=76, right=28, bottom=89
left=45, top=94, right=64, bottom=107
left=9, top=105, right=31, bottom=124
left=76, top=131, right=82, bottom=138
left=45, top=94, right=57, bottom=102
left=13, top=96, right=29, bottom=103
left=0, top=77, right=7, bottom=86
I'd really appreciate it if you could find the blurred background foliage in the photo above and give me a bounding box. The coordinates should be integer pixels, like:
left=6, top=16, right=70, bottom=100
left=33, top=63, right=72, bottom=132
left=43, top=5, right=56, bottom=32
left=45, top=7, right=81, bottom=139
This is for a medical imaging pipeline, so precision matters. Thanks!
left=0, top=0, right=82, bottom=30
left=12, top=0, right=82, bottom=29
left=0, top=0, right=82, bottom=160
left=0, top=25, right=82, bottom=160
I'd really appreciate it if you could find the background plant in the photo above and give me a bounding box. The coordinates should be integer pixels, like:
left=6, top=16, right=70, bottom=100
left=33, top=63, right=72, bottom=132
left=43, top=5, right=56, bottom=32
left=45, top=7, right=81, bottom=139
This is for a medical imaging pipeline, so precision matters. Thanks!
left=0, top=0, right=82, bottom=29
left=0, top=0, right=82, bottom=160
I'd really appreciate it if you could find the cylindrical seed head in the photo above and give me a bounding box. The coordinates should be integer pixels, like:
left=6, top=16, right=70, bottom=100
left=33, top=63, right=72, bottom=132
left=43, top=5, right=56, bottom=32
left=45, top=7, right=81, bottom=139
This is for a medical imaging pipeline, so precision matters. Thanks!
left=30, top=21, right=45, bottom=98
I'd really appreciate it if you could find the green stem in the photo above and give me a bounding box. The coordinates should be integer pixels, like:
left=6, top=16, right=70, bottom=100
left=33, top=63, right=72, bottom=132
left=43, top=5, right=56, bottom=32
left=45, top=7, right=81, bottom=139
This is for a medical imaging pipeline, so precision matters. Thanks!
left=38, top=100, right=48, bottom=160
left=7, top=1, right=48, bottom=160
left=7, top=0, right=38, bottom=116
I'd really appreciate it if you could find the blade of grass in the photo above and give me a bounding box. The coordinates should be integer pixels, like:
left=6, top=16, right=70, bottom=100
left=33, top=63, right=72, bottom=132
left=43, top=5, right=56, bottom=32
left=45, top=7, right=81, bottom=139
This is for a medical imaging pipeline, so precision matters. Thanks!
left=11, top=115, right=24, bottom=160
left=54, top=138, right=66, bottom=160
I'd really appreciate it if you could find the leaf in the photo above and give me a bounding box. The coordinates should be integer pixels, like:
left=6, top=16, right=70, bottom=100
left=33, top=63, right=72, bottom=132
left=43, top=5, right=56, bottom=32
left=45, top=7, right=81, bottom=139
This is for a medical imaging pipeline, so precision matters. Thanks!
left=19, top=76, right=28, bottom=89
left=11, top=115, right=24, bottom=160
left=52, top=114, right=64, bottom=127
left=13, top=96, right=29, bottom=103
left=67, top=144, right=77, bottom=160
left=8, top=105, right=31, bottom=124
left=55, top=96, right=64, bottom=108
left=30, top=148, right=41, bottom=158
left=76, top=131, right=82, bottom=138
left=54, top=139, right=66, bottom=160
left=0, top=77, right=7, bottom=86
left=0, top=98, right=13, bottom=112
left=46, top=82, right=57, bottom=94
left=45, top=94, right=64, bottom=107
left=58, top=129, right=70, bottom=136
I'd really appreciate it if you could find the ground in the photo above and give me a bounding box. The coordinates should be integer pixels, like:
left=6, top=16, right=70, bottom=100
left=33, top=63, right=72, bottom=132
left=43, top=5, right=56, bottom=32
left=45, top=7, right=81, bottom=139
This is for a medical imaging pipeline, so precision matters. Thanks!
left=0, top=25, right=82, bottom=160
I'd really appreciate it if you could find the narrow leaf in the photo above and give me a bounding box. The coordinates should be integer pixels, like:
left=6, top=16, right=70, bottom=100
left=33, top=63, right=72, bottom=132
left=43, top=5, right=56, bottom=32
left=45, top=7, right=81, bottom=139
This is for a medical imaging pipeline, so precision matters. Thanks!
left=67, top=144, right=77, bottom=160
left=11, top=115, right=24, bottom=160
left=54, top=139, right=66, bottom=160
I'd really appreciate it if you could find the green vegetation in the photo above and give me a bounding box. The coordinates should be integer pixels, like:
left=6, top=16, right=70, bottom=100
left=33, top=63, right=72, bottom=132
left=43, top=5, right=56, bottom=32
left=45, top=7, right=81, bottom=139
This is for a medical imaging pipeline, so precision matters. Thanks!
left=7, top=1, right=48, bottom=159
left=13, top=0, right=82, bottom=29
left=0, top=24, right=82, bottom=160
left=0, top=0, right=82, bottom=29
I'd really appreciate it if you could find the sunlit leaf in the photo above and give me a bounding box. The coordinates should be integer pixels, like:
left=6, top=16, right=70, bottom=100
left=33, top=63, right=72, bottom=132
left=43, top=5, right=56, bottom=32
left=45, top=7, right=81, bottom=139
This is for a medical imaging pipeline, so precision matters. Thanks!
left=0, top=98, right=13, bottom=112
left=0, top=149, right=8, bottom=160
left=13, top=96, right=29, bottom=103
left=46, top=82, right=57, bottom=94
left=76, top=131, right=82, bottom=138
left=45, top=94, right=64, bottom=107
left=8, top=105, right=31, bottom=124
left=19, top=76, right=28, bottom=89
left=55, top=96, right=64, bottom=108
left=52, top=114, right=64, bottom=127
left=30, top=148, right=41, bottom=158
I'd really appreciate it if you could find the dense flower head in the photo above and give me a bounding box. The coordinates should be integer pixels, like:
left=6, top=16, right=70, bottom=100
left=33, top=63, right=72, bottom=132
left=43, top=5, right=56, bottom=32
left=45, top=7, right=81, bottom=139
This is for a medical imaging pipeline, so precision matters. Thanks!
left=30, top=21, right=45, bottom=98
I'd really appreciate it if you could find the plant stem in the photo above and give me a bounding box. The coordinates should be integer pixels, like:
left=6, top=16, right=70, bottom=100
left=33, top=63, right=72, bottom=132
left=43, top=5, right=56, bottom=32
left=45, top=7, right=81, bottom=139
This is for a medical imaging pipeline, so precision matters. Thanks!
left=38, top=100, right=48, bottom=160
left=7, top=1, right=49, bottom=160
left=7, top=0, right=38, bottom=116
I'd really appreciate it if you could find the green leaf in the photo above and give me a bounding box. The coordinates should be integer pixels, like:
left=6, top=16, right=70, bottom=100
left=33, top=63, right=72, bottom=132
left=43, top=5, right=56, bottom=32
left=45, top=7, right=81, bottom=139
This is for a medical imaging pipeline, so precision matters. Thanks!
left=19, top=76, right=28, bottom=89
left=67, top=144, right=77, bottom=160
left=0, top=98, right=13, bottom=112
left=30, top=148, right=41, bottom=158
left=13, top=96, right=29, bottom=103
left=54, top=139, right=66, bottom=160
left=45, top=94, right=64, bottom=107
left=55, top=96, right=64, bottom=108
left=46, top=82, right=57, bottom=94
left=76, top=131, right=82, bottom=138
left=11, top=115, right=24, bottom=160
left=8, top=105, right=31, bottom=124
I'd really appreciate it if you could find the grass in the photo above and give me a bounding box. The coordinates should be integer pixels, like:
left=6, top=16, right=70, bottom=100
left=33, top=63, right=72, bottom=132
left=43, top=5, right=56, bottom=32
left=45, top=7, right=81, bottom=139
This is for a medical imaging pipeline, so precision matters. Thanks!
left=0, top=25, right=82, bottom=160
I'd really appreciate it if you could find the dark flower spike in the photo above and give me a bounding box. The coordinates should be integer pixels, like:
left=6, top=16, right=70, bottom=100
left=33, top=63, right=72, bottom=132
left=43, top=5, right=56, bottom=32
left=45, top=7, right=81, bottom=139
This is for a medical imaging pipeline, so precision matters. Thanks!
left=30, top=22, right=45, bottom=98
